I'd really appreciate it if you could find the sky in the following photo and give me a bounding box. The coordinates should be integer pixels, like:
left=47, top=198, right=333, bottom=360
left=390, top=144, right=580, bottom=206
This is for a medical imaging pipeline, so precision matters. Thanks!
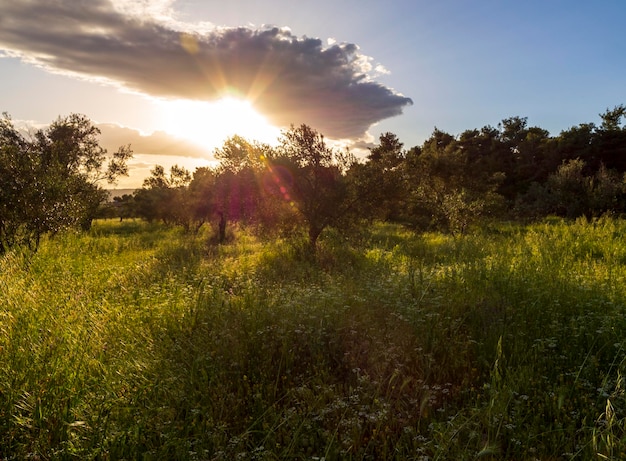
left=1, top=0, right=625, bottom=188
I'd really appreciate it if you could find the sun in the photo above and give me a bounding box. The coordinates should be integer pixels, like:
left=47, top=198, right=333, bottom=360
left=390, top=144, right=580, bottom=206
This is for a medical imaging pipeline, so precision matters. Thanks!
left=157, top=97, right=281, bottom=150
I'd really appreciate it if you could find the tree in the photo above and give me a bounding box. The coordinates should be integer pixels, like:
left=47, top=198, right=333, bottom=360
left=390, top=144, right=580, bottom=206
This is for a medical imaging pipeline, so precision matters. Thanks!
left=555, top=123, right=596, bottom=166
left=214, top=135, right=267, bottom=174
left=545, top=158, right=592, bottom=218
left=350, top=132, right=407, bottom=221
left=213, top=140, right=262, bottom=224
left=596, top=105, right=626, bottom=171
left=0, top=113, right=132, bottom=254
left=499, top=116, right=528, bottom=145
left=187, top=167, right=218, bottom=234
left=600, top=105, right=626, bottom=132
left=0, top=115, right=34, bottom=253
left=402, top=129, right=504, bottom=233
left=275, top=124, right=356, bottom=253
left=35, top=114, right=133, bottom=231
left=142, top=164, right=212, bottom=232
left=112, top=194, right=137, bottom=221
left=134, top=164, right=207, bottom=231
left=516, top=159, right=626, bottom=220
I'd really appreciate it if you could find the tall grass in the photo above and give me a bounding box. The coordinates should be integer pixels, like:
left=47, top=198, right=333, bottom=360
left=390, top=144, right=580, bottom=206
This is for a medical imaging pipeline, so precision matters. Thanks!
left=1, top=217, right=626, bottom=459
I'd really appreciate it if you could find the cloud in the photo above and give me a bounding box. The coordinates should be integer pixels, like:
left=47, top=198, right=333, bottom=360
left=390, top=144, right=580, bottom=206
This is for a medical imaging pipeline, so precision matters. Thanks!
left=96, top=123, right=212, bottom=159
left=0, top=0, right=412, bottom=139
left=97, top=124, right=215, bottom=189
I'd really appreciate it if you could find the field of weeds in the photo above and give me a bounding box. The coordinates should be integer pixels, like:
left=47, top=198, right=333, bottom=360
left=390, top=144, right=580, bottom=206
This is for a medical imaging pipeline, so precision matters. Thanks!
left=1, top=218, right=626, bottom=460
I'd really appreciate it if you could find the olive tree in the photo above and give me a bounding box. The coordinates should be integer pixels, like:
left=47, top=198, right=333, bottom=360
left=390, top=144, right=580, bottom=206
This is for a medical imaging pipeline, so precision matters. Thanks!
left=0, top=113, right=132, bottom=253
left=274, top=124, right=356, bottom=253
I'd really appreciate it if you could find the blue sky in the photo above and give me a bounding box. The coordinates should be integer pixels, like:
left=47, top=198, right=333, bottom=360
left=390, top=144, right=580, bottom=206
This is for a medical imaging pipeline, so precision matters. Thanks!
left=0, top=0, right=624, bottom=187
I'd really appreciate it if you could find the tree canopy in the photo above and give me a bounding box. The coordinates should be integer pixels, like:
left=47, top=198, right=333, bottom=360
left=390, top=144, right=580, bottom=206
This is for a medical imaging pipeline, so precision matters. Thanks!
left=0, top=113, right=132, bottom=253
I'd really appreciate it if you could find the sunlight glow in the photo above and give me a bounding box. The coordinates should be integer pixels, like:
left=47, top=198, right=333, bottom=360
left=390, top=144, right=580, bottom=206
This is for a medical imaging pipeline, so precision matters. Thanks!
left=157, top=98, right=281, bottom=152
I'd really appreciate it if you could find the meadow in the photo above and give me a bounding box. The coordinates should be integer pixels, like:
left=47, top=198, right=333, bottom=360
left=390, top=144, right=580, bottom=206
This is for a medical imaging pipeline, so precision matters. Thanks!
left=1, top=218, right=626, bottom=460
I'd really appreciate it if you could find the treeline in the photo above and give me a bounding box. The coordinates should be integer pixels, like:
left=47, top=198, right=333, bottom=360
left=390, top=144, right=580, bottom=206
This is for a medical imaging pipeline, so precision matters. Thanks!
left=107, top=105, right=626, bottom=244
left=2, top=105, right=626, bottom=255
left=110, top=127, right=357, bottom=252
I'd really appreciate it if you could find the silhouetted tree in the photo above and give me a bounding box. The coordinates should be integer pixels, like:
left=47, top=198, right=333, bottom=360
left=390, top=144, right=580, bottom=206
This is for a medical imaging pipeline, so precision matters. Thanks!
left=134, top=165, right=202, bottom=230
left=349, top=132, right=407, bottom=221
left=211, top=135, right=279, bottom=233
left=595, top=105, right=626, bottom=171
left=112, top=194, right=137, bottom=221
left=275, top=124, right=356, bottom=253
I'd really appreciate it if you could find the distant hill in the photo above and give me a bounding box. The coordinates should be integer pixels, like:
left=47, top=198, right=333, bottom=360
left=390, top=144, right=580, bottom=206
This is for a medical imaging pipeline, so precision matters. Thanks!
left=106, top=189, right=136, bottom=200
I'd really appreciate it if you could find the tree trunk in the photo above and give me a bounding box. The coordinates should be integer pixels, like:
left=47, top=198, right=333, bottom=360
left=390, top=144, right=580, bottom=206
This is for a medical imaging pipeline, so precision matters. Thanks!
left=308, top=225, right=322, bottom=255
left=218, top=212, right=227, bottom=244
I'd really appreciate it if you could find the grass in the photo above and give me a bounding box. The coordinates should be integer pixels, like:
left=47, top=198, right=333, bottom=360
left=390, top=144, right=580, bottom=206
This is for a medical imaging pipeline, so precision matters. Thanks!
left=1, top=217, right=626, bottom=459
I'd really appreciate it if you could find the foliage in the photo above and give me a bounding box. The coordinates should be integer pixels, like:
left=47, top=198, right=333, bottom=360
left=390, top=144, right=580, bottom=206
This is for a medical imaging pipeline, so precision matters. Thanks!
left=112, top=193, right=138, bottom=221
left=122, top=104, right=626, bottom=243
left=349, top=132, right=407, bottom=222
left=7, top=103, right=626, bottom=257
left=516, top=159, right=626, bottom=219
left=211, top=135, right=270, bottom=229
left=402, top=130, right=505, bottom=233
left=275, top=124, right=358, bottom=252
left=213, top=134, right=270, bottom=174
left=134, top=164, right=211, bottom=232
left=0, top=113, right=132, bottom=253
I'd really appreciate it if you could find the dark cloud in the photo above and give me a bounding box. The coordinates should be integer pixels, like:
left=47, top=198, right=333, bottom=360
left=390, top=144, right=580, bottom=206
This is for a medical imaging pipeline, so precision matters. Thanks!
left=0, top=0, right=412, bottom=139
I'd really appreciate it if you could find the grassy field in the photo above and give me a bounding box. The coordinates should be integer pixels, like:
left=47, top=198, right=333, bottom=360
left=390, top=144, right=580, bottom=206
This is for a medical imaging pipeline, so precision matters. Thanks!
left=1, top=218, right=626, bottom=460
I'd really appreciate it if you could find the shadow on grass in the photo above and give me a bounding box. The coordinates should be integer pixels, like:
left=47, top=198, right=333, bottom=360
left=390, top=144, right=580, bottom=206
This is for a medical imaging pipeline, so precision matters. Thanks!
left=75, top=220, right=626, bottom=459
